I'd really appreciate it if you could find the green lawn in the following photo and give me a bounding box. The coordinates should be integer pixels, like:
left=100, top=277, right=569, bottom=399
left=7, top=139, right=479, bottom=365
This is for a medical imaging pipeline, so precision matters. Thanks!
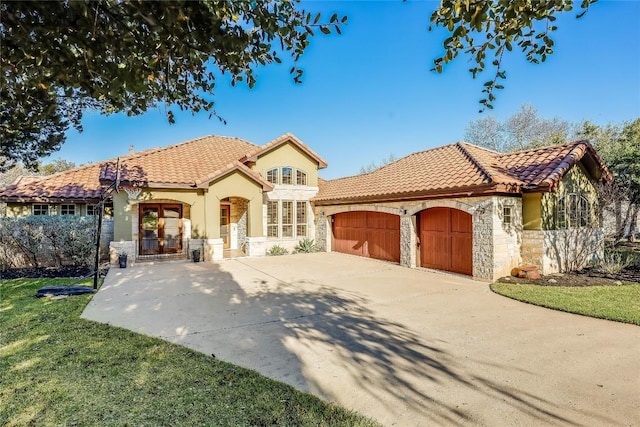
left=0, top=278, right=378, bottom=427
left=491, top=282, right=640, bottom=325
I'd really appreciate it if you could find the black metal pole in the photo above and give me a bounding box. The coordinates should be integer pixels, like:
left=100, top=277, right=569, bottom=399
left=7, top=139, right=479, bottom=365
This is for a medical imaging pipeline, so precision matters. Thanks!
left=93, top=196, right=104, bottom=290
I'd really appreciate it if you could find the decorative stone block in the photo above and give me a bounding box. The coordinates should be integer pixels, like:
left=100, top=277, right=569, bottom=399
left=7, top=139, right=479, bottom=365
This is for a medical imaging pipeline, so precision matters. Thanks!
left=246, top=236, right=266, bottom=257
left=204, top=238, right=224, bottom=261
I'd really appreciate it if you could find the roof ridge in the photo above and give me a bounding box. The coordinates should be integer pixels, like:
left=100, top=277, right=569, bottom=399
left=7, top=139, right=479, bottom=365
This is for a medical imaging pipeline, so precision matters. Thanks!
left=455, top=142, right=494, bottom=184
left=457, top=141, right=502, bottom=154
left=499, top=140, right=585, bottom=157
left=117, top=134, right=257, bottom=163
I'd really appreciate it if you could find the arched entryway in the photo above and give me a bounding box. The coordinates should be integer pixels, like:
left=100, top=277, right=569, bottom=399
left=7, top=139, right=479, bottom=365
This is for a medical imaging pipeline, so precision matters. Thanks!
left=419, top=207, right=472, bottom=275
left=332, top=211, right=400, bottom=263
left=139, top=203, right=184, bottom=255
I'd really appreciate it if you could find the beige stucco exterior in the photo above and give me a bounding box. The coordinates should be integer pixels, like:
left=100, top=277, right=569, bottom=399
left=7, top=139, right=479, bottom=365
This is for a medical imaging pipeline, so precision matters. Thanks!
left=254, top=142, right=320, bottom=187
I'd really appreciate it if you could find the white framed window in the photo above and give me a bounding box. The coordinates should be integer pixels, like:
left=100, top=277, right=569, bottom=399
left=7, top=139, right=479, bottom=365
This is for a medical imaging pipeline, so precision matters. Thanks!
left=296, top=170, right=307, bottom=186
left=61, top=204, right=76, bottom=215
left=267, top=201, right=278, bottom=237
left=33, top=204, right=49, bottom=216
left=503, top=206, right=512, bottom=225
left=281, top=167, right=293, bottom=185
left=266, top=168, right=279, bottom=184
left=282, top=201, right=293, bottom=237
left=296, top=201, right=307, bottom=237
left=86, top=204, right=96, bottom=216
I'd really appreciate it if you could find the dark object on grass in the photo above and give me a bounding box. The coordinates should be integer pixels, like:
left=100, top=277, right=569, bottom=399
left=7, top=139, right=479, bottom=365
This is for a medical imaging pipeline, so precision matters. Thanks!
left=36, top=286, right=96, bottom=298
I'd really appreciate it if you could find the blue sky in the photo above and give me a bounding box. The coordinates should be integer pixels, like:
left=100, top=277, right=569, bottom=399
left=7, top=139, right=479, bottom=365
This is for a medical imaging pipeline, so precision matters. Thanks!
left=50, top=0, right=640, bottom=179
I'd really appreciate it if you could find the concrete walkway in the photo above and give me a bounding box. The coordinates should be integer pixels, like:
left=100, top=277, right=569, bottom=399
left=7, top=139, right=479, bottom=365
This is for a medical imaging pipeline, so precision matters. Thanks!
left=82, top=252, right=640, bottom=426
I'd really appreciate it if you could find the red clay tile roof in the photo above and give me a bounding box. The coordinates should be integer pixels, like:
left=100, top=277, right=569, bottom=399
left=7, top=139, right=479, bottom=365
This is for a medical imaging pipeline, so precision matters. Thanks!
left=315, top=140, right=611, bottom=204
left=0, top=134, right=305, bottom=202
left=0, top=163, right=106, bottom=203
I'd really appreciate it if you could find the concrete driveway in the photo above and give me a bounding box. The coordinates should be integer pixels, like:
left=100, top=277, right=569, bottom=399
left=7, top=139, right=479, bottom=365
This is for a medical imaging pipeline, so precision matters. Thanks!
left=82, top=252, right=640, bottom=426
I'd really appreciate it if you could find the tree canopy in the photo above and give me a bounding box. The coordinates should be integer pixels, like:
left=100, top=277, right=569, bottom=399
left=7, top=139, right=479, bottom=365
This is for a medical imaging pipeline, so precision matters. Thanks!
left=430, top=0, right=597, bottom=111
left=464, top=104, right=571, bottom=152
left=0, top=0, right=345, bottom=170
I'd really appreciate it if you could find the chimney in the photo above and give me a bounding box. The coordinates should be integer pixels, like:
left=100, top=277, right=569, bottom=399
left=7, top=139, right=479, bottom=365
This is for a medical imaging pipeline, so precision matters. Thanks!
left=129, top=144, right=134, bottom=155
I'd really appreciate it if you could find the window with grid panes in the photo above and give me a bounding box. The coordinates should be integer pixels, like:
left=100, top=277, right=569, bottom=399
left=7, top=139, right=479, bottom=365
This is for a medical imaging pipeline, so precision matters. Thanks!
left=33, top=204, right=49, bottom=215
left=282, top=201, right=293, bottom=237
left=266, top=168, right=279, bottom=184
left=296, top=201, right=307, bottom=237
left=267, top=201, right=278, bottom=237
left=281, top=167, right=293, bottom=185
left=61, top=204, right=75, bottom=215
left=296, top=170, right=307, bottom=185
left=86, top=204, right=96, bottom=216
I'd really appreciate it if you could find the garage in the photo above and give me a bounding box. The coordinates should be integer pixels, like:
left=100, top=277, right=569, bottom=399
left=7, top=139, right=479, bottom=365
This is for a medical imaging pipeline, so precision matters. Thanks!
left=419, top=207, right=472, bottom=275
left=332, top=211, right=400, bottom=263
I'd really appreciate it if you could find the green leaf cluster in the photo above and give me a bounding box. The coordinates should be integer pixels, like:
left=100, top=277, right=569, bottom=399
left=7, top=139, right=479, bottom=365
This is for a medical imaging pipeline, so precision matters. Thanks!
left=429, top=0, right=597, bottom=111
left=0, top=1, right=346, bottom=171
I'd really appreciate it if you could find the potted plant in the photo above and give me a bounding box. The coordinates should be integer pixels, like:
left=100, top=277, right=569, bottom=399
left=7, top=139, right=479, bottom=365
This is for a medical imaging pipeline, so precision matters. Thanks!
left=118, top=251, right=128, bottom=268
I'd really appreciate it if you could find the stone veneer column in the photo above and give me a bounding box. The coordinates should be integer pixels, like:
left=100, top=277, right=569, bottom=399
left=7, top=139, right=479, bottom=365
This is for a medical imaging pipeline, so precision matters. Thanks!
left=314, top=214, right=330, bottom=252
left=204, top=238, right=224, bottom=261
left=471, top=200, right=494, bottom=280
left=109, top=241, right=136, bottom=265
left=400, top=215, right=416, bottom=268
left=245, top=236, right=266, bottom=257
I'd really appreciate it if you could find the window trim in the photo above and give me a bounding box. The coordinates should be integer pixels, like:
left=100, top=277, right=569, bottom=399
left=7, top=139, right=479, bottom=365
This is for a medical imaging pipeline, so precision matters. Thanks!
left=33, top=204, right=49, bottom=216
left=266, top=168, right=279, bottom=185
left=61, top=204, right=76, bottom=215
left=266, top=200, right=309, bottom=239
left=296, top=169, right=307, bottom=186
left=267, top=201, right=278, bottom=238
left=502, top=206, right=512, bottom=225
left=557, top=192, right=593, bottom=229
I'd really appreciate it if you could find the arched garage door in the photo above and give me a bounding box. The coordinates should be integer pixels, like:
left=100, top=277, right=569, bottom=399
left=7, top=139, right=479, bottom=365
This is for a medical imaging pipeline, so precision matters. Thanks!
left=332, top=211, right=400, bottom=263
left=420, top=207, right=472, bottom=275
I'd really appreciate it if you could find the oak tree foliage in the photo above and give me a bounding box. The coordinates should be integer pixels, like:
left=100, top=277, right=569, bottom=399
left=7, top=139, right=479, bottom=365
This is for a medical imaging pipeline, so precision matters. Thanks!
left=430, top=0, right=597, bottom=111
left=0, top=0, right=345, bottom=171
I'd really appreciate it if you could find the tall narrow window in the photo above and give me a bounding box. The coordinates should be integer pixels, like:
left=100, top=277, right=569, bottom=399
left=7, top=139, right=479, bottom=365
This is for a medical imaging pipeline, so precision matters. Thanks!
left=296, top=201, right=307, bottom=237
left=281, top=167, right=293, bottom=185
left=266, top=168, right=279, bottom=184
left=86, top=205, right=96, bottom=216
left=579, top=196, right=591, bottom=227
left=556, top=196, right=567, bottom=229
left=61, top=204, right=76, bottom=215
left=502, top=206, right=512, bottom=225
left=296, top=170, right=307, bottom=186
left=267, top=201, right=278, bottom=237
left=568, top=194, right=578, bottom=228
left=33, top=204, right=49, bottom=216
left=282, top=201, right=293, bottom=237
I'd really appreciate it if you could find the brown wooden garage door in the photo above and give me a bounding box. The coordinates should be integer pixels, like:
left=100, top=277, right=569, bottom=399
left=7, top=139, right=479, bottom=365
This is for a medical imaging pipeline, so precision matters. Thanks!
left=420, top=207, right=472, bottom=275
left=332, top=211, right=400, bottom=263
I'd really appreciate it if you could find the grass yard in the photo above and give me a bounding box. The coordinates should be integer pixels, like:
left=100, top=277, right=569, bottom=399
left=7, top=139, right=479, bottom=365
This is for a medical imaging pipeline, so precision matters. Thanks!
left=0, top=278, right=378, bottom=427
left=491, top=282, right=640, bottom=325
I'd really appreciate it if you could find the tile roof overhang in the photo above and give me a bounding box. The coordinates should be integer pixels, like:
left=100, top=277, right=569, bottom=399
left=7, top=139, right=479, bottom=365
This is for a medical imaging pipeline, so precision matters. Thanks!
left=239, top=133, right=329, bottom=169
left=314, top=140, right=612, bottom=205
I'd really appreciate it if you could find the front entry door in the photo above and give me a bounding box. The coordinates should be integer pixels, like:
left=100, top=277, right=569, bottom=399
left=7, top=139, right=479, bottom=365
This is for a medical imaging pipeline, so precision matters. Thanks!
left=139, top=204, right=183, bottom=255
left=220, top=205, right=230, bottom=249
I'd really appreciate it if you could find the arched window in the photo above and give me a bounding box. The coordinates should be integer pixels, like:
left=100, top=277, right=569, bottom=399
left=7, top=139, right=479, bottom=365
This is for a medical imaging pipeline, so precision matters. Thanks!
left=266, top=168, right=279, bottom=184
left=296, top=170, right=307, bottom=185
left=556, top=193, right=593, bottom=229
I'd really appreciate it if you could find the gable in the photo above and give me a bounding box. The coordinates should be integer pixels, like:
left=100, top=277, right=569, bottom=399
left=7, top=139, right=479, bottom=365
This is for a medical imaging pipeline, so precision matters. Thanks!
left=253, top=142, right=320, bottom=187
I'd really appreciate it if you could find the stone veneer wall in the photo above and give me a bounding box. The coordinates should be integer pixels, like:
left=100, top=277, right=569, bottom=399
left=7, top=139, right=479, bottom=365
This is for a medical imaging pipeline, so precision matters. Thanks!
left=229, top=197, right=248, bottom=250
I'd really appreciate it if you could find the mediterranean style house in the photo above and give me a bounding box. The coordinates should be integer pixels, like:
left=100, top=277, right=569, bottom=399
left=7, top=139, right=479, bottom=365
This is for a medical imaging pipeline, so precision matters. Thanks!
left=0, top=133, right=611, bottom=281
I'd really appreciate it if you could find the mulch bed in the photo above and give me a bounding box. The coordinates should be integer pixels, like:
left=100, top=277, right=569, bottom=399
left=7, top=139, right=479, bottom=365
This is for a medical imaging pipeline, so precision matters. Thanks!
left=498, top=266, right=640, bottom=287
left=1, top=267, right=97, bottom=280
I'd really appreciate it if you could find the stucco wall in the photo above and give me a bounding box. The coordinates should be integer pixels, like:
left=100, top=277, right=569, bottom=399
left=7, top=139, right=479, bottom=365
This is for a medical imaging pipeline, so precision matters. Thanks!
left=207, top=171, right=264, bottom=237
left=253, top=142, right=320, bottom=187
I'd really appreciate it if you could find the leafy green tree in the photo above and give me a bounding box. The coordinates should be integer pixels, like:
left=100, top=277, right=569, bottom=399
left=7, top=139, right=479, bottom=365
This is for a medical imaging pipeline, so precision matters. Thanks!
left=38, top=159, right=77, bottom=176
left=1, top=0, right=345, bottom=171
left=430, top=0, right=597, bottom=110
left=464, top=104, right=571, bottom=152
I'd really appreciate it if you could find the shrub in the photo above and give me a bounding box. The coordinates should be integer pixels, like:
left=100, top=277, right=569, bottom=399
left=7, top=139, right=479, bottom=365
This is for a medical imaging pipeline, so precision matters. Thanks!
left=294, top=238, right=317, bottom=253
left=598, top=250, right=631, bottom=275
left=266, top=245, right=288, bottom=256
left=0, top=215, right=96, bottom=270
